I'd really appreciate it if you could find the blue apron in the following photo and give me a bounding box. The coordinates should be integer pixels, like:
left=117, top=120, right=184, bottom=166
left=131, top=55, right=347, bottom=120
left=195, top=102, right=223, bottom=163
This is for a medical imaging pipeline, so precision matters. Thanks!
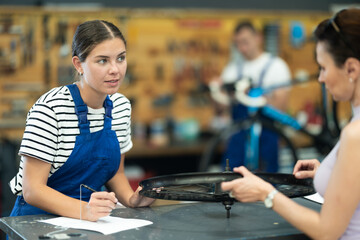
left=223, top=57, right=279, bottom=172
left=10, top=84, right=121, bottom=216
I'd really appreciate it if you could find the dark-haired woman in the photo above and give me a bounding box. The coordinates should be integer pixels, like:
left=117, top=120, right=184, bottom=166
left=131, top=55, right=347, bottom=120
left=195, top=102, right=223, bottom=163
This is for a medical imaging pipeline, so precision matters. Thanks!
left=222, top=8, right=360, bottom=239
left=9, top=20, right=154, bottom=221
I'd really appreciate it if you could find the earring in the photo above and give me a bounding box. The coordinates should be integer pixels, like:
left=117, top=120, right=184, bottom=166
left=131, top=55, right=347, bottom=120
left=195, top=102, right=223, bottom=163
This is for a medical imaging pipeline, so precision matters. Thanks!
left=349, top=77, right=353, bottom=83
left=79, top=72, right=83, bottom=76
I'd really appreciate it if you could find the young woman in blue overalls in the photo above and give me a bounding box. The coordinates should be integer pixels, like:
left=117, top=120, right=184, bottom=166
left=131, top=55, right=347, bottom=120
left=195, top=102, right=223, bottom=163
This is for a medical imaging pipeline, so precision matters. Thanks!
left=9, top=20, right=155, bottom=222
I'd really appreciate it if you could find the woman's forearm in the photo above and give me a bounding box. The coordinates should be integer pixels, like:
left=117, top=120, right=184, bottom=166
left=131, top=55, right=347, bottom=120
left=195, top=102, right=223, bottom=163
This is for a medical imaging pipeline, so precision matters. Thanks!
left=23, top=184, right=89, bottom=220
left=106, top=171, right=134, bottom=207
left=225, top=166, right=347, bottom=239
left=272, top=193, right=336, bottom=240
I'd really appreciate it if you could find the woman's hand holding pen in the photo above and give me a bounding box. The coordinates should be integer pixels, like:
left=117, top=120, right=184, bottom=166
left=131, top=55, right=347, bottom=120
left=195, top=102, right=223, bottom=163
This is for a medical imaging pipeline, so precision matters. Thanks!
left=85, top=191, right=118, bottom=221
left=293, top=159, right=320, bottom=179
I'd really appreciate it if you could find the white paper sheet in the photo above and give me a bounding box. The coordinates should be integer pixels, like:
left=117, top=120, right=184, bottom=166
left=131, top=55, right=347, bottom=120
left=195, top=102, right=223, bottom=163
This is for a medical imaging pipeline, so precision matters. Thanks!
left=39, top=215, right=153, bottom=235
left=304, top=192, right=324, bottom=204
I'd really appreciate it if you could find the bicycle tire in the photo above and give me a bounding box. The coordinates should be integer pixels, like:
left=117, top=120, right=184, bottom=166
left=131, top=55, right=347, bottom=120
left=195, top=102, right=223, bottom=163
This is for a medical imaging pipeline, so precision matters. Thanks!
left=139, top=172, right=315, bottom=202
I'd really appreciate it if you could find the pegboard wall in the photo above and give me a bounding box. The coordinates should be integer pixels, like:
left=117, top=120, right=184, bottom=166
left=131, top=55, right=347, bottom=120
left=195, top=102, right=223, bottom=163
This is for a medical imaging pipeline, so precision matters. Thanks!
left=1, top=7, right=348, bottom=141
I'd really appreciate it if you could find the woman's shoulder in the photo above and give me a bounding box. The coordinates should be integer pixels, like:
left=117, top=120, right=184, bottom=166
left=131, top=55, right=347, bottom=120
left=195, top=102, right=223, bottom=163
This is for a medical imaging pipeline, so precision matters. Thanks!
left=109, top=92, right=131, bottom=107
left=28, top=86, right=73, bottom=116
left=341, top=120, right=360, bottom=141
left=36, top=86, right=72, bottom=106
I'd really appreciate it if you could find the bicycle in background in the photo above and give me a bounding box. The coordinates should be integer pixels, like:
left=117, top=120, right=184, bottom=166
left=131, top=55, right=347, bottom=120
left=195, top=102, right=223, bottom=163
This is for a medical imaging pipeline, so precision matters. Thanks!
left=199, top=76, right=349, bottom=172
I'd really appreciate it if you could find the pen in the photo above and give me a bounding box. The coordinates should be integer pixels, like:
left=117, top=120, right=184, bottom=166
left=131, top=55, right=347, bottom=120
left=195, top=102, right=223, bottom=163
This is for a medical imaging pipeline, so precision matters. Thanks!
left=81, top=184, right=97, bottom=193
left=81, top=184, right=122, bottom=207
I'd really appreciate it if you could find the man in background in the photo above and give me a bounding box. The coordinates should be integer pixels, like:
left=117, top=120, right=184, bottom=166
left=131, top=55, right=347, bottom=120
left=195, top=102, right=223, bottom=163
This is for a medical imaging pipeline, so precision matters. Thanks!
left=215, top=21, right=291, bottom=172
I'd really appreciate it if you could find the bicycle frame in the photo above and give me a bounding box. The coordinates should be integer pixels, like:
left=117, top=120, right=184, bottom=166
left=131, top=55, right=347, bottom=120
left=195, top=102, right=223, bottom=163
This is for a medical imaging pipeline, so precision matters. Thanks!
left=244, top=86, right=302, bottom=170
left=203, top=78, right=341, bottom=172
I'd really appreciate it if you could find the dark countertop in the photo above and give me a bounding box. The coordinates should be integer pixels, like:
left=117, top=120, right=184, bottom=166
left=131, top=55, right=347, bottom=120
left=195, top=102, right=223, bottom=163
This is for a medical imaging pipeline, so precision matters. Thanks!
left=0, top=198, right=320, bottom=240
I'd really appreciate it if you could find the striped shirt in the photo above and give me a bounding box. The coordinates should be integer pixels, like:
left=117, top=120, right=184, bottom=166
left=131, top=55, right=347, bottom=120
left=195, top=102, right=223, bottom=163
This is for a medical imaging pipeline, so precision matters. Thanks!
left=9, top=85, right=133, bottom=195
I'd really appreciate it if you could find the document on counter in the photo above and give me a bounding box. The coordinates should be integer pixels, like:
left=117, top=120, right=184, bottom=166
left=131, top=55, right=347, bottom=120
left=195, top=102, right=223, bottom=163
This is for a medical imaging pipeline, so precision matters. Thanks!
left=39, top=215, right=153, bottom=235
left=304, top=192, right=324, bottom=204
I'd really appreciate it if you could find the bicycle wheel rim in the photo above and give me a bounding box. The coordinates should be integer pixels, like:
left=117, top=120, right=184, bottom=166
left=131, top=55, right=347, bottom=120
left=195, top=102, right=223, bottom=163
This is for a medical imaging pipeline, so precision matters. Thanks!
left=139, top=172, right=315, bottom=202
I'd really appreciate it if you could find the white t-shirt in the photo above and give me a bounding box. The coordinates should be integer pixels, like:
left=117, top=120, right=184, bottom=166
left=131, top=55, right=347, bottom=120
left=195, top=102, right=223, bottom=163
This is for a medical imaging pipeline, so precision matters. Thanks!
left=9, top=86, right=133, bottom=195
left=221, top=52, right=291, bottom=89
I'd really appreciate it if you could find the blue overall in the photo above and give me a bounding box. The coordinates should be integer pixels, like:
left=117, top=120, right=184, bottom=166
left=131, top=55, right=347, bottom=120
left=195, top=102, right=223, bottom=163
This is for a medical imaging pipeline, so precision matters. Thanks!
left=222, top=58, right=279, bottom=172
left=10, top=84, right=121, bottom=217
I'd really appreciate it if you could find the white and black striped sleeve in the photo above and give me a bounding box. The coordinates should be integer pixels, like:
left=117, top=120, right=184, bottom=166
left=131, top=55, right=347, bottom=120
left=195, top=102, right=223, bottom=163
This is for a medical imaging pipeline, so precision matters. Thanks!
left=111, top=94, right=133, bottom=154
left=19, top=100, right=58, bottom=164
